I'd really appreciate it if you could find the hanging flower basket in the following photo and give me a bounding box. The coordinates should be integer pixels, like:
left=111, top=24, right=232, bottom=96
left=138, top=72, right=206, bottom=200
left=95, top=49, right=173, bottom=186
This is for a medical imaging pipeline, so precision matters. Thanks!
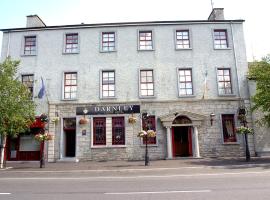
left=79, top=118, right=88, bottom=125
left=128, top=116, right=137, bottom=124
left=236, top=126, right=253, bottom=134
left=51, top=116, right=60, bottom=123
left=35, top=132, right=53, bottom=142
left=40, top=113, right=49, bottom=123
left=137, top=130, right=156, bottom=138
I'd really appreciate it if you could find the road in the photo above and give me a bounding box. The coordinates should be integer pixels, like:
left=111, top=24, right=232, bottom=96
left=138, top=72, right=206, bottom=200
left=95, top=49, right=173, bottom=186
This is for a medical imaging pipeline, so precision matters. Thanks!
left=0, top=166, right=270, bottom=200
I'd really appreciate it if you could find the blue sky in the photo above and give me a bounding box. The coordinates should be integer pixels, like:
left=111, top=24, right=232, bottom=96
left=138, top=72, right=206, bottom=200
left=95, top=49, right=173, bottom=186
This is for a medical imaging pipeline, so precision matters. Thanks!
left=1, top=0, right=270, bottom=61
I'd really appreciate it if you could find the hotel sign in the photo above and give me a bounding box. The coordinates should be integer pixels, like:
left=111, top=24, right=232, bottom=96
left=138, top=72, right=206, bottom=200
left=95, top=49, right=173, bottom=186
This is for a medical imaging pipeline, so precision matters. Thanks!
left=76, top=105, right=140, bottom=115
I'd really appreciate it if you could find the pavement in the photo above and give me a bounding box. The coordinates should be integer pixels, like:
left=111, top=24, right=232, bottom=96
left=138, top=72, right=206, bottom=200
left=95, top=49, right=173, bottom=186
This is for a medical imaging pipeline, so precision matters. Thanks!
left=2, top=156, right=270, bottom=171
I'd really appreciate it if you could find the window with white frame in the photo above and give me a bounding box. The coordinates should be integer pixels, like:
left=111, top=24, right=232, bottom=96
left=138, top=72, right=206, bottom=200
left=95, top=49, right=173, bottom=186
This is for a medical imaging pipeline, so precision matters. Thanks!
left=22, top=74, right=34, bottom=99
left=139, top=31, right=153, bottom=50
left=64, top=72, right=77, bottom=99
left=140, top=70, right=154, bottom=97
left=178, top=69, right=193, bottom=96
left=221, top=114, right=237, bottom=143
left=176, top=30, right=190, bottom=49
left=102, top=71, right=115, bottom=98
left=65, top=33, right=79, bottom=53
left=24, top=36, right=36, bottom=55
left=217, top=69, right=232, bottom=95
left=102, top=32, right=115, bottom=52
left=214, top=30, right=228, bottom=49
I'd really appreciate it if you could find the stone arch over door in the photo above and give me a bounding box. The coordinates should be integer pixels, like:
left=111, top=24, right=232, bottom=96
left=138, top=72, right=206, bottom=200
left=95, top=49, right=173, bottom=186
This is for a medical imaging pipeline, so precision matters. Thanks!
left=159, top=110, right=206, bottom=159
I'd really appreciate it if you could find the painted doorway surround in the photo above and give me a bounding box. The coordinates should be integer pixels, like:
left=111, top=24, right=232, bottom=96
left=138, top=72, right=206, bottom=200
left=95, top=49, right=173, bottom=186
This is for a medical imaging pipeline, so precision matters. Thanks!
left=159, top=110, right=206, bottom=159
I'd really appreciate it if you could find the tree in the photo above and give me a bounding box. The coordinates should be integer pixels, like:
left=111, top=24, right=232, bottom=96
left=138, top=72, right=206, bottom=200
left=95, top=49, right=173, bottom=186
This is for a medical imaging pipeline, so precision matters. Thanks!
left=248, top=55, right=270, bottom=127
left=0, top=57, right=36, bottom=168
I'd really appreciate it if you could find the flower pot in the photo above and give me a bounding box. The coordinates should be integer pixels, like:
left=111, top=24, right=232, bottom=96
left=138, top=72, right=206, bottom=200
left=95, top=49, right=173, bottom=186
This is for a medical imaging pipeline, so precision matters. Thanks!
left=79, top=118, right=88, bottom=125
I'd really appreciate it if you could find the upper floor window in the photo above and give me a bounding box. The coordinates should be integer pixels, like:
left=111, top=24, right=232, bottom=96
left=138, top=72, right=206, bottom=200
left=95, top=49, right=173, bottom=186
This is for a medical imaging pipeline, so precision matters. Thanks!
left=139, top=31, right=153, bottom=50
left=65, top=33, right=79, bottom=53
left=142, top=115, right=157, bottom=145
left=178, top=69, right=193, bottom=96
left=22, top=74, right=34, bottom=99
left=102, top=71, right=115, bottom=98
left=64, top=72, right=77, bottom=99
left=221, top=114, right=237, bottom=143
left=176, top=30, right=190, bottom=49
left=24, top=36, right=36, bottom=55
left=102, top=32, right=115, bottom=52
left=217, top=69, right=232, bottom=95
left=214, top=30, right=228, bottom=49
left=112, top=117, right=125, bottom=145
left=140, top=70, right=154, bottom=97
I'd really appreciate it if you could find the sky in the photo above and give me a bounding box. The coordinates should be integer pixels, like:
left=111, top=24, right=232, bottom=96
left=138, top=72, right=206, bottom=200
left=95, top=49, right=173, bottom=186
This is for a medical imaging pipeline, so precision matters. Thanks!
left=0, top=0, right=270, bottom=61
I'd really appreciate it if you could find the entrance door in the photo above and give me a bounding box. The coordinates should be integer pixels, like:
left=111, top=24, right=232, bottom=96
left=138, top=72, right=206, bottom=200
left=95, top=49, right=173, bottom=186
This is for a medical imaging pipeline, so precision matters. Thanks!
left=65, top=130, right=76, bottom=157
left=173, top=127, right=192, bottom=157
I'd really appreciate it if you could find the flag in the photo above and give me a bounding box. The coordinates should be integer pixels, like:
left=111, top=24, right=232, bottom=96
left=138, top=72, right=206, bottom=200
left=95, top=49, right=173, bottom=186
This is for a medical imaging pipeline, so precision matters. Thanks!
left=38, top=77, right=45, bottom=99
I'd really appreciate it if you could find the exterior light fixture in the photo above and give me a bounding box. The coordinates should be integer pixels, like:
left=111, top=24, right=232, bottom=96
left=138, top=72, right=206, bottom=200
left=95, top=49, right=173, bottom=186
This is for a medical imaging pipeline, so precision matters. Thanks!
left=210, top=113, right=215, bottom=126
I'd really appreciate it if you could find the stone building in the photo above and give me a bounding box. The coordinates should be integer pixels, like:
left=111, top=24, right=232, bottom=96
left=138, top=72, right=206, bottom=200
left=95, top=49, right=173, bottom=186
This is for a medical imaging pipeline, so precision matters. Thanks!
left=0, top=8, right=254, bottom=162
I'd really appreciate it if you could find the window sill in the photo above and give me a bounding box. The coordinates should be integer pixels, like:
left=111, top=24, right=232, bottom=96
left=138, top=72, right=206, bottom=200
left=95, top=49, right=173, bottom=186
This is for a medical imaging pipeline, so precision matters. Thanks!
left=100, top=50, right=117, bottom=53
left=222, top=142, right=239, bottom=145
left=91, top=145, right=127, bottom=149
left=218, top=94, right=236, bottom=97
left=214, top=48, right=232, bottom=50
left=100, top=97, right=117, bottom=100
left=140, top=144, right=158, bottom=147
left=137, top=49, right=155, bottom=52
left=139, top=95, right=156, bottom=99
left=21, top=54, right=37, bottom=57
left=178, top=95, right=195, bottom=98
left=61, top=98, right=78, bottom=101
left=175, top=48, right=192, bottom=51
left=62, top=52, right=80, bottom=55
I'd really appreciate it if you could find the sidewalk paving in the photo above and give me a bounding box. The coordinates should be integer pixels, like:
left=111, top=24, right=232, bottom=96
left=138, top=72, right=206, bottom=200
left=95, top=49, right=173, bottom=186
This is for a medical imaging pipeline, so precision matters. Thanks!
left=2, top=157, right=270, bottom=171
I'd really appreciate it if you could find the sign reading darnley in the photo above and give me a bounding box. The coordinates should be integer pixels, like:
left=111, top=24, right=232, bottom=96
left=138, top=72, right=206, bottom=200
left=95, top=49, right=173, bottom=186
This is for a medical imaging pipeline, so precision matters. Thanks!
left=76, top=105, right=140, bottom=115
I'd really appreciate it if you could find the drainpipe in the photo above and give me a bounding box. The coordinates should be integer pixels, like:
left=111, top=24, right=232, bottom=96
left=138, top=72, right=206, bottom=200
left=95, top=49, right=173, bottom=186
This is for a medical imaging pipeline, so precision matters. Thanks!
left=6, top=31, right=11, bottom=58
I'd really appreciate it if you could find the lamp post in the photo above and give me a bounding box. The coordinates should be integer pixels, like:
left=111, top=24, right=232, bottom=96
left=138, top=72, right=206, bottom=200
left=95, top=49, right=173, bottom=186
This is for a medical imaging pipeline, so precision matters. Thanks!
left=238, top=106, right=251, bottom=162
left=142, top=113, right=150, bottom=166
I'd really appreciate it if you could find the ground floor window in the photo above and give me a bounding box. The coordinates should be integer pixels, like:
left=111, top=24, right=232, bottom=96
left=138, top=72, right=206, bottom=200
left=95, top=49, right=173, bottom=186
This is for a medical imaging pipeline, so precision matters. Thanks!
left=112, top=117, right=125, bottom=145
left=221, top=114, right=237, bottom=143
left=142, top=115, right=157, bottom=145
left=93, top=117, right=106, bottom=145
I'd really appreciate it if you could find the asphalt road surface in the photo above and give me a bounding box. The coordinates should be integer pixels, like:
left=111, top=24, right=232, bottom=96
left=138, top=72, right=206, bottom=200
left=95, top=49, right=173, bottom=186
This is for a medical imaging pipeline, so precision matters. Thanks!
left=0, top=166, right=270, bottom=200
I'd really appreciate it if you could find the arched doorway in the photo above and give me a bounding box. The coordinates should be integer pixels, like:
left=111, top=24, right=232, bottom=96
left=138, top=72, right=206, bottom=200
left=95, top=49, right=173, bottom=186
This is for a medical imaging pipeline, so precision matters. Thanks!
left=172, top=116, right=192, bottom=157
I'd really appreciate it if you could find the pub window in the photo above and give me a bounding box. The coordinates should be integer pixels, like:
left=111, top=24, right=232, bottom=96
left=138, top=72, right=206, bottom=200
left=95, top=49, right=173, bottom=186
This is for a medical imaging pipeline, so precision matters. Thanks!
left=140, top=70, right=154, bottom=97
left=112, top=117, right=125, bottom=145
left=217, top=68, right=232, bottom=95
left=221, top=114, right=237, bottom=143
left=142, top=115, right=157, bottom=145
left=24, top=36, right=36, bottom=55
left=64, top=72, right=77, bottom=99
left=93, top=117, right=106, bottom=145
left=102, top=32, right=115, bottom=52
left=102, top=71, right=115, bottom=98
left=22, top=74, right=34, bottom=99
left=64, top=33, right=79, bottom=53
left=139, top=31, right=153, bottom=50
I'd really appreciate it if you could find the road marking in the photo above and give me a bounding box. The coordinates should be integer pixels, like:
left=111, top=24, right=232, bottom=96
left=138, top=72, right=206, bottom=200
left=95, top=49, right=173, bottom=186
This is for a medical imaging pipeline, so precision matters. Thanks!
left=105, top=190, right=211, bottom=195
left=0, top=193, right=11, bottom=195
left=1, top=170, right=270, bottom=181
left=0, top=166, right=204, bottom=173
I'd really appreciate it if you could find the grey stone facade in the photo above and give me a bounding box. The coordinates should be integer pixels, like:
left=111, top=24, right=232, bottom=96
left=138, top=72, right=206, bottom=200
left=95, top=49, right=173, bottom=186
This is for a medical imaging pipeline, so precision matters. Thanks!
left=1, top=9, right=254, bottom=162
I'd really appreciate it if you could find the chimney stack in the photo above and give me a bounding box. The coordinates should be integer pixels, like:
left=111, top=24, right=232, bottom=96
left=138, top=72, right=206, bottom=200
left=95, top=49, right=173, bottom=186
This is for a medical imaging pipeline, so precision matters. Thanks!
left=208, top=8, right=224, bottom=20
left=26, top=15, right=46, bottom=28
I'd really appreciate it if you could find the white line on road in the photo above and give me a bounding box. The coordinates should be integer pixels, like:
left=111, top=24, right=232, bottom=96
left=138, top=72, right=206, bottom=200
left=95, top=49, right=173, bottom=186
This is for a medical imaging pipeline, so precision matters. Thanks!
left=1, top=170, right=270, bottom=181
left=0, top=193, right=11, bottom=195
left=105, top=190, right=212, bottom=195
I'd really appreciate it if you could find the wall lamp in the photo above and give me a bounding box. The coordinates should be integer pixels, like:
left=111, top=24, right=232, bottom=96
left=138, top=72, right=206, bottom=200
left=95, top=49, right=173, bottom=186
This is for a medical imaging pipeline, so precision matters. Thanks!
left=210, top=113, right=215, bottom=126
